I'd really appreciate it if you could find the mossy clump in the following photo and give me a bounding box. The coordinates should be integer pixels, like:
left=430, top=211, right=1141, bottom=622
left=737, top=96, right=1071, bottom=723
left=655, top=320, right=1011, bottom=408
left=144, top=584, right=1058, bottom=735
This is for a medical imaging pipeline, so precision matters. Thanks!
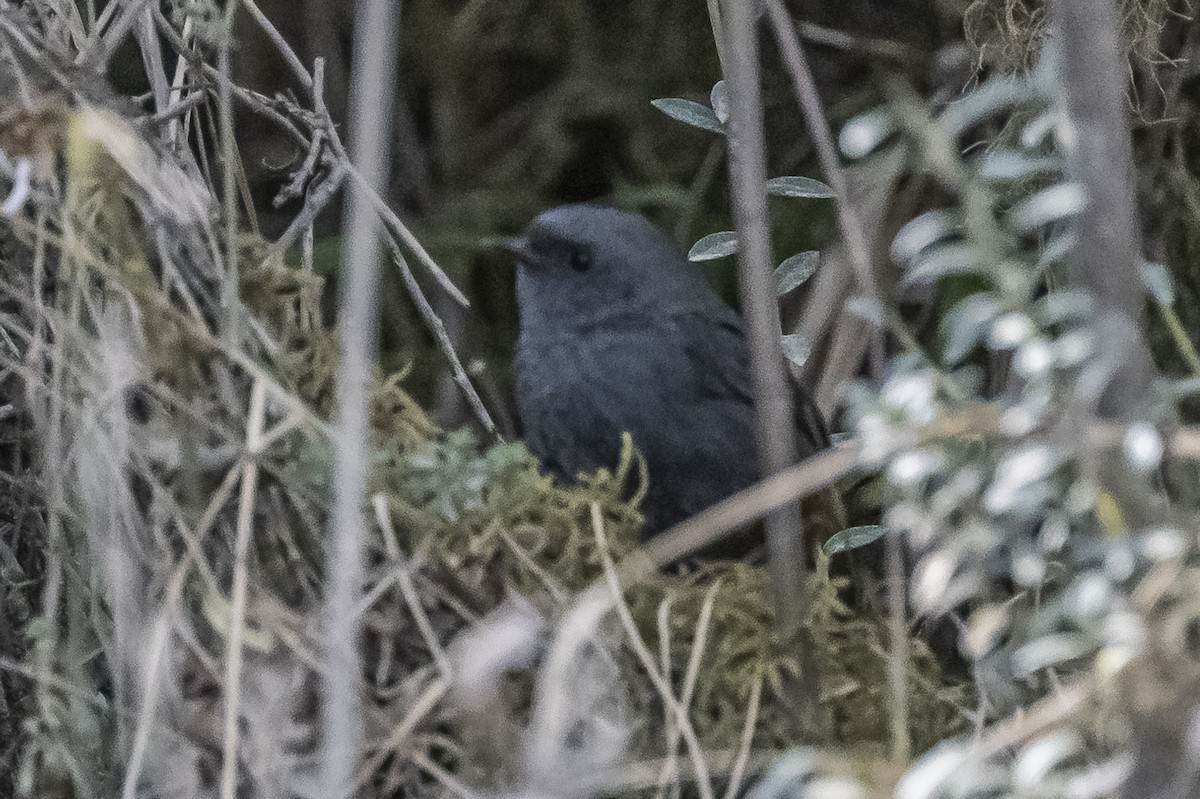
left=960, top=0, right=1170, bottom=72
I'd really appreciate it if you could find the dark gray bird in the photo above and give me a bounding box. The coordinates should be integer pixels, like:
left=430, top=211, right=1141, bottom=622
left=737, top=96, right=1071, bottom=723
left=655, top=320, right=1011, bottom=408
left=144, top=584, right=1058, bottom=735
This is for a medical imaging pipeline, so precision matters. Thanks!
left=510, top=204, right=833, bottom=539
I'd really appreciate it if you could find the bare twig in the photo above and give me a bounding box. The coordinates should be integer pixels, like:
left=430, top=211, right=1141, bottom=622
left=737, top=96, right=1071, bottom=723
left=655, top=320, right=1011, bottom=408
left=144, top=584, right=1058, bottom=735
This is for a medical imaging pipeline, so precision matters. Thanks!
left=721, top=671, right=763, bottom=799
left=132, top=7, right=169, bottom=113
left=645, top=443, right=861, bottom=570
left=218, top=0, right=241, bottom=342
left=321, top=0, right=401, bottom=794
left=592, top=505, right=715, bottom=799
left=886, top=528, right=911, bottom=764
left=371, top=495, right=453, bottom=677
left=656, top=581, right=721, bottom=795
left=764, top=0, right=885, bottom=369
left=121, top=563, right=190, bottom=799
left=219, top=379, right=268, bottom=799
left=793, top=19, right=917, bottom=62
left=164, top=14, right=195, bottom=147
left=719, top=0, right=813, bottom=711
left=353, top=676, right=452, bottom=791
left=78, top=0, right=155, bottom=68
left=241, top=0, right=314, bottom=93
left=143, top=92, right=205, bottom=126
left=391, top=246, right=496, bottom=434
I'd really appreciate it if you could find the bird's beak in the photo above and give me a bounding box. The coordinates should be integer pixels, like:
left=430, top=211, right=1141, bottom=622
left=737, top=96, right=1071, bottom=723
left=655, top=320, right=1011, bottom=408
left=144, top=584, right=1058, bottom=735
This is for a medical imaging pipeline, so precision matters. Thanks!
left=504, top=235, right=534, bottom=263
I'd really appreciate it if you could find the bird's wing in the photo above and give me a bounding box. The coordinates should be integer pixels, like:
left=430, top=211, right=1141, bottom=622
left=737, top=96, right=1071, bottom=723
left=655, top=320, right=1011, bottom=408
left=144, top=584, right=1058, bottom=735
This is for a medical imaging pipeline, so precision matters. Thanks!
left=672, top=308, right=845, bottom=544
left=673, top=308, right=831, bottom=456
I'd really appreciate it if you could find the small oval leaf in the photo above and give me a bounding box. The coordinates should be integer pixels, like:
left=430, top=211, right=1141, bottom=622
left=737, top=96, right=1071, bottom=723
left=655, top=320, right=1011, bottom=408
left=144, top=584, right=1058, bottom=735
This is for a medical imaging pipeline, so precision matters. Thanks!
left=1011, top=632, right=1093, bottom=677
left=941, top=292, right=1003, bottom=365
left=710, top=80, right=728, bottom=125
left=845, top=296, right=884, bottom=323
left=839, top=107, right=897, bottom=159
left=939, top=75, right=1033, bottom=136
left=891, top=208, right=962, bottom=265
left=651, top=98, right=724, bottom=134
left=774, top=251, right=819, bottom=295
left=780, top=332, right=811, bottom=368
left=1038, top=231, right=1077, bottom=266
left=1140, top=261, right=1174, bottom=305
left=1036, top=288, right=1093, bottom=325
left=687, top=231, right=738, bottom=261
left=978, top=151, right=1060, bottom=182
left=1008, top=183, right=1086, bottom=233
left=903, top=243, right=989, bottom=286
left=1021, top=109, right=1057, bottom=149
left=824, top=525, right=887, bottom=555
left=765, top=176, right=834, bottom=199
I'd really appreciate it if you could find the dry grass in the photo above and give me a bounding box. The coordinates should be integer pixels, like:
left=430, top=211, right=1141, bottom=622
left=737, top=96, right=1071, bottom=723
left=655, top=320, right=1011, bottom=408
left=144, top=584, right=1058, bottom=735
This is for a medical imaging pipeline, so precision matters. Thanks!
left=960, top=0, right=1172, bottom=72
left=0, top=4, right=967, bottom=797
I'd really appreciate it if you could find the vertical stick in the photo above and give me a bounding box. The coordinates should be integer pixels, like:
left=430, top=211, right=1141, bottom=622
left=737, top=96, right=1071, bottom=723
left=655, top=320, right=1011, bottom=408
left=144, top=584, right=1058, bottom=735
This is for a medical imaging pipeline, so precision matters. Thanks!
left=322, top=0, right=400, bottom=795
left=219, top=381, right=268, bottom=799
left=1049, top=0, right=1152, bottom=417
left=763, top=0, right=884, bottom=372
left=217, top=0, right=240, bottom=341
left=718, top=0, right=816, bottom=721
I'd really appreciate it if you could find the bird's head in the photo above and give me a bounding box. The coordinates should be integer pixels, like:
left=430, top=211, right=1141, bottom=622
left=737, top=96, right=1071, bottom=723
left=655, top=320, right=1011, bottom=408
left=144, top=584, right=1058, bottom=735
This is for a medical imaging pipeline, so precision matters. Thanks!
left=508, top=204, right=721, bottom=331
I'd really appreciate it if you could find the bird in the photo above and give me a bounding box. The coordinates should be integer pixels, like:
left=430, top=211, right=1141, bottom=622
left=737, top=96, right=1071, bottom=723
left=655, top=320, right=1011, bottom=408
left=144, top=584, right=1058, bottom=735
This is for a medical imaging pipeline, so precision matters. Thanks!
left=509, top=203, right=838, bottom=545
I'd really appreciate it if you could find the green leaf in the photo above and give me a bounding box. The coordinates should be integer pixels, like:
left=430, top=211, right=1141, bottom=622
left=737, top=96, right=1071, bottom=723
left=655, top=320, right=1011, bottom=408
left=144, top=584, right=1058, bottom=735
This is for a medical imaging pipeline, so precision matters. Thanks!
left=824, top=525, right=887, bottom=555
left=765, top=176, right=834, bottom=199
left=903, top=243, right=989, bottom=286
left=942, top=292, right=1002, bottom=365
left=939, top=75, right=1033, bottom=136
left=1008, top=182, right=1086, bottom=233
left=839, top=107, right=897, bottom=159
left=688, top=231, right=738, bottom=261
left=978, top=151, right=1060, bottom=181
left=780, top=332, right=811, bottom=368
left=710, top=80, right=728, bottom=125
left=1141, top=261, right=1174, bottom=305
left=651, top=98, right=724, bottom=134
left=774, top=251, right=819, bottom=295
left=891, top=208, right=961, bottom=265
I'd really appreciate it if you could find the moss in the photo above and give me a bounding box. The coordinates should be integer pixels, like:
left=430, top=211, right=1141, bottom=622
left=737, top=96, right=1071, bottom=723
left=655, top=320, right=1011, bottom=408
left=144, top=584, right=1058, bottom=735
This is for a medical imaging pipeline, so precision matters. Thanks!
left=960, top=0, right=1170, bottom=72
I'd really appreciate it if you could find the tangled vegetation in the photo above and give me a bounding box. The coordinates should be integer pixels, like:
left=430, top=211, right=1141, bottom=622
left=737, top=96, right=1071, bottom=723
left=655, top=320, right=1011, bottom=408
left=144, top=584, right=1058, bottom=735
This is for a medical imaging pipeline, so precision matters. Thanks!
left=3, top=0, right=1200, bottom=798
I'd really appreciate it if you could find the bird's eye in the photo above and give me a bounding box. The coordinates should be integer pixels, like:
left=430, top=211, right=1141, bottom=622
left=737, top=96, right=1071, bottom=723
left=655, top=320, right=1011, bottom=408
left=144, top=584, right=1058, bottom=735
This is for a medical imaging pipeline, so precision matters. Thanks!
left=570, top=247, right=592, bottom=272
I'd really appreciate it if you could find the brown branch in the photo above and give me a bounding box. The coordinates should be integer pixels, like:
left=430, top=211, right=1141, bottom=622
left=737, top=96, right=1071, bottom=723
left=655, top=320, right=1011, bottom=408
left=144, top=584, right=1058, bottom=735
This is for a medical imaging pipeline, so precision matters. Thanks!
left=720, top=0, right=808, bottom=639
left=764, top=0, right=886, bottom=375
left=645, top=443, right=862, bottom=570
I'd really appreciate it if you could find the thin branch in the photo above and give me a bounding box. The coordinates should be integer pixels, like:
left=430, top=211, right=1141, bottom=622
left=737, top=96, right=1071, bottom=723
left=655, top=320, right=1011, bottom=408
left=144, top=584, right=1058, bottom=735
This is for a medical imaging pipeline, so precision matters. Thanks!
left=219, top=378, right=268, bottom=799
left=592, top=505, right=715, bottom=799
left=391, top=246, right=496, bottom=434
left=1049, top=0, right=1155, bottom=416
left=719, top=0, right=810, bottom=685
left=371, top=495, right=453, bottom=677
left=764, top=0, right=886, bottom=372
left=353, top=676, right=452, bottom=791
left=721, top=671, right=763, bottom=799
left=217, top=0, right=241, bottom=342
left=78, top=0, right=154, bottom=68
left=321, top=0, right=401, bottom=793
left=241, top=0, right=314, bottom=93
left=886, top=527, right=911, bottom=763
left=645, top=443, right=861, bottom=570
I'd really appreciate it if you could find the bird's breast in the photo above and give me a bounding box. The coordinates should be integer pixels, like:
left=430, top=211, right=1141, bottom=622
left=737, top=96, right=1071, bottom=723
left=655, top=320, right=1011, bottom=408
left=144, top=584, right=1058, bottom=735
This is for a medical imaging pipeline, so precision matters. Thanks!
left=515, top=323, right=679, bottom=474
